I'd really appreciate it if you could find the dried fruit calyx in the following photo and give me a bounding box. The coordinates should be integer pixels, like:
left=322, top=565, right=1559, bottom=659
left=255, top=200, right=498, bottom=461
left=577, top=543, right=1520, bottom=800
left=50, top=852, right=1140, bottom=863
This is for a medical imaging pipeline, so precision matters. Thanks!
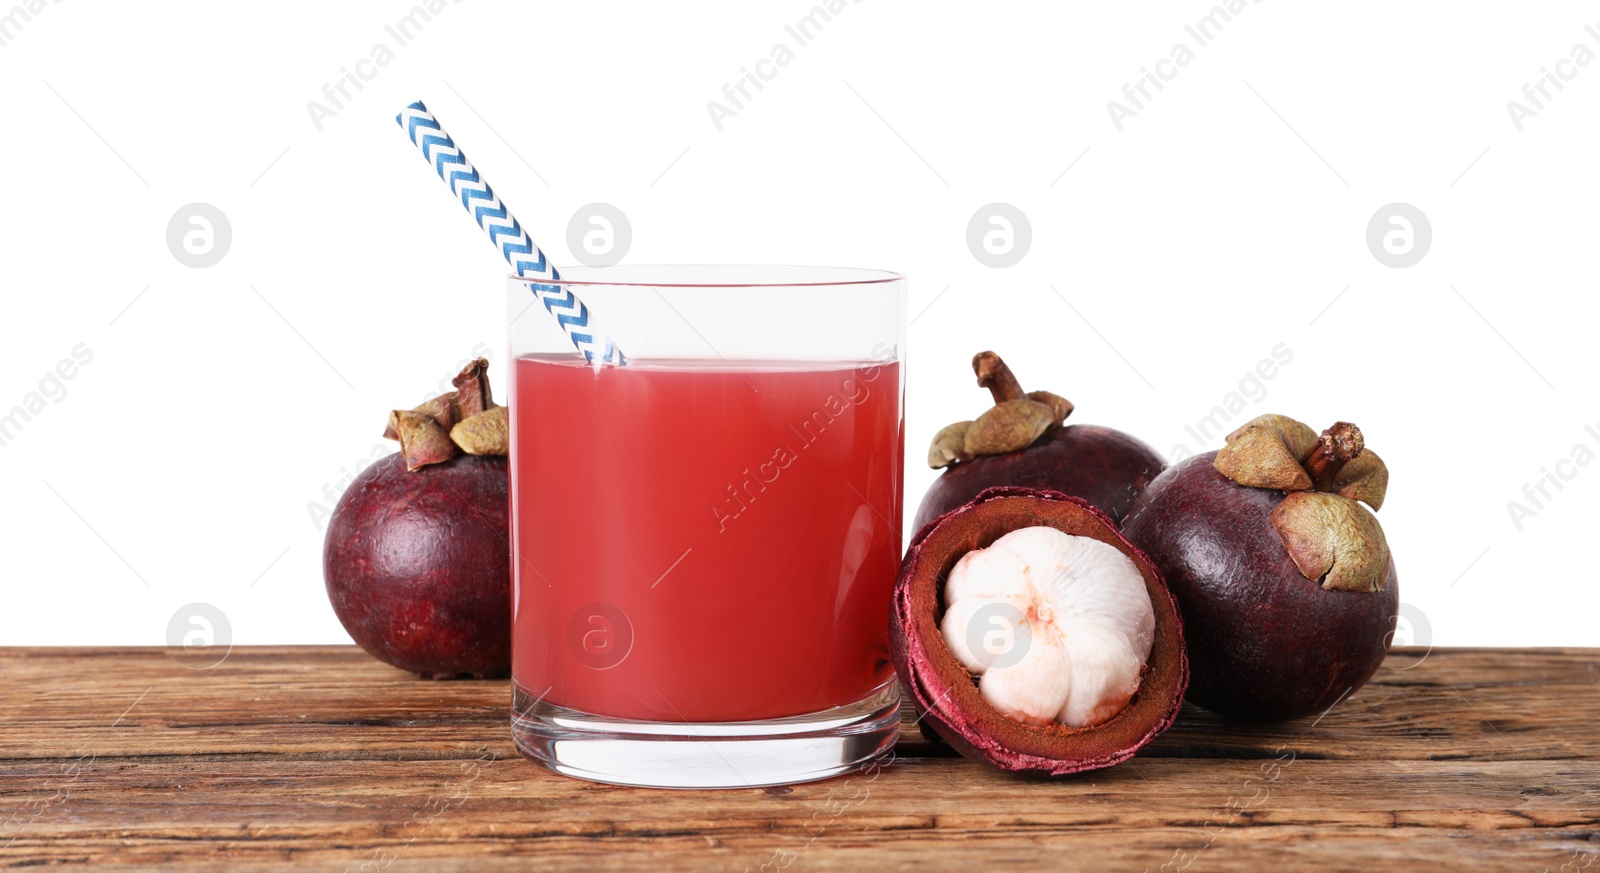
left=1213, top=416, right=1391, bottom=593
left=892, top=487, right=1188, bottom=776
left=942, top=526, right=1155, bottom=728
left=383, top=358, right=510, bottom=471
left=927, top=352, right=1073, bottom=469
left=915, top=351, right=1166, bottom=528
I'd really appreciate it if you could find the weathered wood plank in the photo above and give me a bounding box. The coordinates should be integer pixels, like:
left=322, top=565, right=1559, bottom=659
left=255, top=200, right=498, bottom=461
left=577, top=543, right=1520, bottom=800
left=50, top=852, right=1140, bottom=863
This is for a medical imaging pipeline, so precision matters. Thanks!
left=0, top=646, right=1595, bottom=870
left=3, top=757, right=1598, bottom=870
left=4, top=758, right=1599, bottom=833
left=3, top=647, right=1595, bottom=762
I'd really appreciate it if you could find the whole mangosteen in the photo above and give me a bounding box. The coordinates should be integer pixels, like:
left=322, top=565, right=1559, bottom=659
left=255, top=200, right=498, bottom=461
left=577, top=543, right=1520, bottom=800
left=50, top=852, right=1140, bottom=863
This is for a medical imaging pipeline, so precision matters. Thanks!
left=1122, top=414, right=1397, bottom=722
left=323, top=358, right=513, bottom=679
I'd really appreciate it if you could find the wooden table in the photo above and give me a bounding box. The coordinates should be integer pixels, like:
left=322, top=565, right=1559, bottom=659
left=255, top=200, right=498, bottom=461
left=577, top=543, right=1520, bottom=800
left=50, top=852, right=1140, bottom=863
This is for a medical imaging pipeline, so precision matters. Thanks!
left=1, top=646, right=1595, bottom=871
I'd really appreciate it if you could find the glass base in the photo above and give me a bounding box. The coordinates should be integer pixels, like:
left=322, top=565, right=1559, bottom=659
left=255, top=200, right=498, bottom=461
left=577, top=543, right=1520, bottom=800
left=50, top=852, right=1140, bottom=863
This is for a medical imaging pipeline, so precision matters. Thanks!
left=511, top=680, right=900, bottom=789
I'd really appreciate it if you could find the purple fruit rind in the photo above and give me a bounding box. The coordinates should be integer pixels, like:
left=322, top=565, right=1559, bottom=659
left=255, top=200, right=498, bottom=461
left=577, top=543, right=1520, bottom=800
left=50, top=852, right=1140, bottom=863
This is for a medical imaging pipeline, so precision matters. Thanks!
left=1121, top=453, right=1397, bottom=722
left=915, top=426, right=1167, bottom=532
left=324, top=452, right=511, bottom=678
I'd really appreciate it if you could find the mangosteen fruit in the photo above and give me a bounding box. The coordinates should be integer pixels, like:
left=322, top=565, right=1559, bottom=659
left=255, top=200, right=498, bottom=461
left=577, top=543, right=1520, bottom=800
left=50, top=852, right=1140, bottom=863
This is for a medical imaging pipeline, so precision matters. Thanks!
left=1121, top=414, right=1397, bottom=722
left=324, top=358, right=513, bottom=679
left=891, top=486, right=1188, bottom=775
left=915, top=351, right=1165, bottom=531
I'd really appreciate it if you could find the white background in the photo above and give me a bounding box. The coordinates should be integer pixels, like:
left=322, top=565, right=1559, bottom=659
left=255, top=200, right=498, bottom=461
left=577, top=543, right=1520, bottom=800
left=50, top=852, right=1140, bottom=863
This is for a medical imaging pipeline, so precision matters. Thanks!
left=1, top=0, right=1595, bottom=647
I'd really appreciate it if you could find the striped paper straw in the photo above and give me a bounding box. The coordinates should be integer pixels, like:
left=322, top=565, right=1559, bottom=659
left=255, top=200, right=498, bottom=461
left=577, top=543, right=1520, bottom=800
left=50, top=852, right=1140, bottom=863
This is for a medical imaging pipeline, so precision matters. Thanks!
left=396, top=100, right=626, bottom=366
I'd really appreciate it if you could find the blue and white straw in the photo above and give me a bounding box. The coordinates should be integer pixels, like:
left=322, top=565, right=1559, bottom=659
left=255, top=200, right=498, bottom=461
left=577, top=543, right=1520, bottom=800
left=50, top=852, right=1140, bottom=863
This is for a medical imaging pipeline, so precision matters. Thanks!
left=396, top=100, right=626, bottom=366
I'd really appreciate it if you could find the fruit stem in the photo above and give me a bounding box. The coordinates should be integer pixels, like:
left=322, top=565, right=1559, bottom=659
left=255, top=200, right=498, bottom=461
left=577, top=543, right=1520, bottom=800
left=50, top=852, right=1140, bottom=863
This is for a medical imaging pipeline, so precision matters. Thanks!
left=1303, top=422, right=1364, bottom=492
left=452, top=358, right=494, bottom=419
left=973, top=351, right=1026, bottom=405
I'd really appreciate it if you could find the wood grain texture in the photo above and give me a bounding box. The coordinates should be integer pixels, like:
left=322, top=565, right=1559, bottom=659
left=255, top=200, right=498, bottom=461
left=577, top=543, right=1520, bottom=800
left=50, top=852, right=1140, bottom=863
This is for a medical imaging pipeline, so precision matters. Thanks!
left=0, top=646, right=1596, bottom=871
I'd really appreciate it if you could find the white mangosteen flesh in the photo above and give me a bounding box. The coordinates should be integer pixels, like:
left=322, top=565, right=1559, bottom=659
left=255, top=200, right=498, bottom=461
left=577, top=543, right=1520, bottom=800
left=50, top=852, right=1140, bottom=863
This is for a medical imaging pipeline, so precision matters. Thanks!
left=939, top=526, right=1155, bottom=728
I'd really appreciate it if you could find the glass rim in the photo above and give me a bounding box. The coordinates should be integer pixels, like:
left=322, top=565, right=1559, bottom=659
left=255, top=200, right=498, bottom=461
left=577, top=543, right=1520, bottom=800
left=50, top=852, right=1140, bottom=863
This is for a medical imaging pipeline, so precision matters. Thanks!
left=507, top=264, right=904, bottom=289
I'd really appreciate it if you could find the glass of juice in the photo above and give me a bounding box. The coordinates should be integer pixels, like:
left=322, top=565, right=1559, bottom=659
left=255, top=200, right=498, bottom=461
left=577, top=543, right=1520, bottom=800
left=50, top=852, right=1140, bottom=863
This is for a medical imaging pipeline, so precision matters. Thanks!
left=508, top=265, right=906, bottom=788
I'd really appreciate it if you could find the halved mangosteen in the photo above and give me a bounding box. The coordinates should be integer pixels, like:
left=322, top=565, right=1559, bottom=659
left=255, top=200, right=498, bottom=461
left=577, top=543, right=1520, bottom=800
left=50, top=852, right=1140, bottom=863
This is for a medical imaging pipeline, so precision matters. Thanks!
left=891, top=486, right=1188, bottom=775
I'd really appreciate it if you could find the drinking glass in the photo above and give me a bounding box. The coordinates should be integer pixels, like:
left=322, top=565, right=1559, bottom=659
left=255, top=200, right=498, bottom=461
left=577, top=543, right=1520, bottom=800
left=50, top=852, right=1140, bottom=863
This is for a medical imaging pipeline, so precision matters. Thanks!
left=507, top=265, right=906, bottom=788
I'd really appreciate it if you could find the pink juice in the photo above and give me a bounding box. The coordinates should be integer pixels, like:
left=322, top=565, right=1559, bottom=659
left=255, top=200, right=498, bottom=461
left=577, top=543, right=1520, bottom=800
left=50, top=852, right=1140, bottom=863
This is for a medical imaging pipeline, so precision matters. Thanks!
left=510, top=355, right=904, bottom=723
